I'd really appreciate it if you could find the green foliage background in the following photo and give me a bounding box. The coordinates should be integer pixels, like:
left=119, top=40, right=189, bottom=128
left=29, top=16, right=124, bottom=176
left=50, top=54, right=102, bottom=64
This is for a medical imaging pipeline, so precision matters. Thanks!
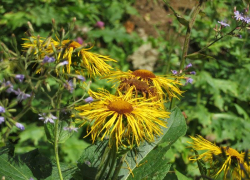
left=1, top=0, right=250, bottom=179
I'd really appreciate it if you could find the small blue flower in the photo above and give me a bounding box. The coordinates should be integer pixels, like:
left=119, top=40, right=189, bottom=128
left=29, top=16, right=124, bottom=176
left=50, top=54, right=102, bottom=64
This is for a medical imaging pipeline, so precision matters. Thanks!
left=84, top=97, right=94, bottom=103
left=218, top=21, right=230, bottom=27
left=171, top=70, right=178, bottom=75
left=63, top=126, right=78, bottom=132
left=185, top=78, right=194, bottom=85
left=38, top=113, right=57, bottom=124
left=43, top=56, right=55, bottom=63
left=190, top=71, right=196, bottom=75
left=58, top=61, right=68, bottom=66
left=186, top=63, right=192, bottom=69
left=15, top=74, right=25, bottom=83
left=64, top=80, right=74, bottom=93
left=0, top=106, right=5, bottom=113
left=1, top=80, right=14, bottom=93
left=234, top=11, right=244, bottom=21
left=244, top=17, right=250, bottom=23
left=14, top=89, right=31, bottom=101
left=77, top=75, right=85, bottom=82
left=16, top=122, right=25, bottom=131
left=0, top=117, right=4, bottom=124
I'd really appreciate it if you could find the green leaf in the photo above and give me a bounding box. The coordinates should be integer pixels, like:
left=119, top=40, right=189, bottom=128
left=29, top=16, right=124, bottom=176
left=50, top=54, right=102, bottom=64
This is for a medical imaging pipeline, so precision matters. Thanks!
left=44, top=121, right=74, bottom=144
left=125, top=107, right=187, bottom=180
left=76, top=107, right=187, bottom=180
left=0, top=146, right=76, bottom=180
left=175, top=169, right=192, bottom=180
left=162, top=0, right=189, bottom=27
left=185, top=52, right=215, bottom=60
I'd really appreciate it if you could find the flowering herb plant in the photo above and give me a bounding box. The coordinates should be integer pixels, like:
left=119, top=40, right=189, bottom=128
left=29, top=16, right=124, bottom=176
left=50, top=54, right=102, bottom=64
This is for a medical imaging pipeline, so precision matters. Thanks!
left=1, top=0, right=250, bottom=180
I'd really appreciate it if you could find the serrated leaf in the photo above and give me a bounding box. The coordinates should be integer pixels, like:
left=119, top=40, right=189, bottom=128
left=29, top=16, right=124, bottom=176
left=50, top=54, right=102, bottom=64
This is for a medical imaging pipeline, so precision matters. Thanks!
left=76, top=107, right=187, bottom=180
left=44, top=121, right=74, bottom=144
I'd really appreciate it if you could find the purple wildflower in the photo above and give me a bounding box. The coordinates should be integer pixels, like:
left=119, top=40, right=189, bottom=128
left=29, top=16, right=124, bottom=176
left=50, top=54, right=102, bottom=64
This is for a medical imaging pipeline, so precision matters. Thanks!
left=76, top=37, right=84, bottom=45
left=0, top=106, right=5, bottom=113
left=1, top=80, right=14, bottom=93
left=234, top=11, right=244, bottom=21
left=77, top=75, right=85, bottom=82
left=186, top=63, right=192, bottom=69
left=16, top=122, right=25, bottom=131
left=244, top=17, right=250, bottom=23
left=29, top=178, right=34, bottom=180
left=43, top=56, right=55, bottom=63
left=15, top=74, right=25, bottom=83
left=38, top=113, right=57, bottom=124
left=0, top=117, right=4, bottom=124
left=190, top=71, right=196, bottom=75
left=14, top=89, right=31, bottom=101
left=84, top=97, right=94, bottom=103
left=63, top=126, right=78, bottom=132
left=171, top=70, right=178, bottom=75
left=185, top=78, right=194, bottom=85
left=95, top=21, right=105, bottom=28
left=218, top=21, right=230, bottom=27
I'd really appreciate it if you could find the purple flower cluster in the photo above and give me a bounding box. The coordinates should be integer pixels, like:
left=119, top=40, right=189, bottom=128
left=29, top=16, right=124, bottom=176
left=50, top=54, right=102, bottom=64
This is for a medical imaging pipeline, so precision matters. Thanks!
left=14, top=89, right=31, bottom=102
left=15, top=74, right=25, bottom=83
left=43, top=56, right=55, bottom=63
left=0, top=106, right=5, bottom=124
left=234, top=10, right=250, bottom=23
left=1, top=79, right=14, bottom=93
left=95, top=21, right=105, bottom=28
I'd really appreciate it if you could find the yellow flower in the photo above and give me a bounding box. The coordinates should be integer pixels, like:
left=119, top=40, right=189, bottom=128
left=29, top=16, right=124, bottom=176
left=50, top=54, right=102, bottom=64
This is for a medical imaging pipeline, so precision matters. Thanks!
left=105, top=69, right=183, bottom=100
left=75, top=87, right=170, bottom=150
left=22, top=37, right=116, bottom=76
left=188, top=135, right=250, bottom=180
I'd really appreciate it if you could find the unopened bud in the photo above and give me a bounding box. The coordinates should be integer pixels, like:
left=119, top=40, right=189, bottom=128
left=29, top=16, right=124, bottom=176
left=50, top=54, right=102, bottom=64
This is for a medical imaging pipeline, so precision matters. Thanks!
left=27, top=21, right=34, bottom=33
left=8, top=109, right=17, bottom=113
left=46, top=83, right=51, bottom=92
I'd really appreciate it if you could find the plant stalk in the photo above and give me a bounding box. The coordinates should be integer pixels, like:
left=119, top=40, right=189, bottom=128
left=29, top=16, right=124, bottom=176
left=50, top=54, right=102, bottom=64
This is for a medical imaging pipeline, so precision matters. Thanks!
left=54, top=93, right=63, bottom=180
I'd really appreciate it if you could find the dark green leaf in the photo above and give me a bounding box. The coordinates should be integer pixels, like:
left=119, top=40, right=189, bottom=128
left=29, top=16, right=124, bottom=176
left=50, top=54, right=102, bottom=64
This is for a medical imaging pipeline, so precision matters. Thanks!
left=186, top=53, right=215, bottom=60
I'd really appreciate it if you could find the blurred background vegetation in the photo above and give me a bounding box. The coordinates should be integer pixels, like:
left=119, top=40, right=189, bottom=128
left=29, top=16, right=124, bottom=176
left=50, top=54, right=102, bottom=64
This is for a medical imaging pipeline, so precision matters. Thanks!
left=1, top=0, right=250, bottom=179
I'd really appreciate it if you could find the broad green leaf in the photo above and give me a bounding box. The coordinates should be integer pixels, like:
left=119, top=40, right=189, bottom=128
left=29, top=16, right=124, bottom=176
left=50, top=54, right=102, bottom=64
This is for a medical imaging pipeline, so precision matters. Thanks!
left=76, top=107, right=187, bottom=180
left=175, top=169, right=192, bottom=180
left=0, top=146, right=76, bottom=180
left=125, top=107, right=187, bottom=180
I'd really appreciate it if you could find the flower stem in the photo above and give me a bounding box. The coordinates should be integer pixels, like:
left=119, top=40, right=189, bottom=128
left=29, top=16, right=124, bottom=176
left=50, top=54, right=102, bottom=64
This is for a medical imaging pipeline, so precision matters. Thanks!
left=54, top=93, right=63, bottom=180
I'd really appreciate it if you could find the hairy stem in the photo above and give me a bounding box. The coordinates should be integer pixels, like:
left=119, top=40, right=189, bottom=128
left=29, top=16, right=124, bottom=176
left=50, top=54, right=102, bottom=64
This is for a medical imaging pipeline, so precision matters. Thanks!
left=54, top=93, right=63, bottom=180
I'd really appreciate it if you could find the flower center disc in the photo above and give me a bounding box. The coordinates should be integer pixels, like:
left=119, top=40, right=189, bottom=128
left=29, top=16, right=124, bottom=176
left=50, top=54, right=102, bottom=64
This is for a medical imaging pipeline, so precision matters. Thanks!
left=108, top=100, right=133, bottom=114
left=132, top=69, right=156, bottom=79
left=69, top=41, right=81, bottom=49
left=224, top=147, right=241, bottom=158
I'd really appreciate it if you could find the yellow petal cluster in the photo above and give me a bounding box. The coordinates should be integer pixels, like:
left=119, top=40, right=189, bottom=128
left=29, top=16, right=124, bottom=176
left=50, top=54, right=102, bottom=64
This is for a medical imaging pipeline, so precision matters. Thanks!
left=105, top=69, right=184, bottom=100
left=188, top=135, right=250, bottom=180
left=22, top=37, right=116, bottom=76
left=75, top=87, right=169, bottom=150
